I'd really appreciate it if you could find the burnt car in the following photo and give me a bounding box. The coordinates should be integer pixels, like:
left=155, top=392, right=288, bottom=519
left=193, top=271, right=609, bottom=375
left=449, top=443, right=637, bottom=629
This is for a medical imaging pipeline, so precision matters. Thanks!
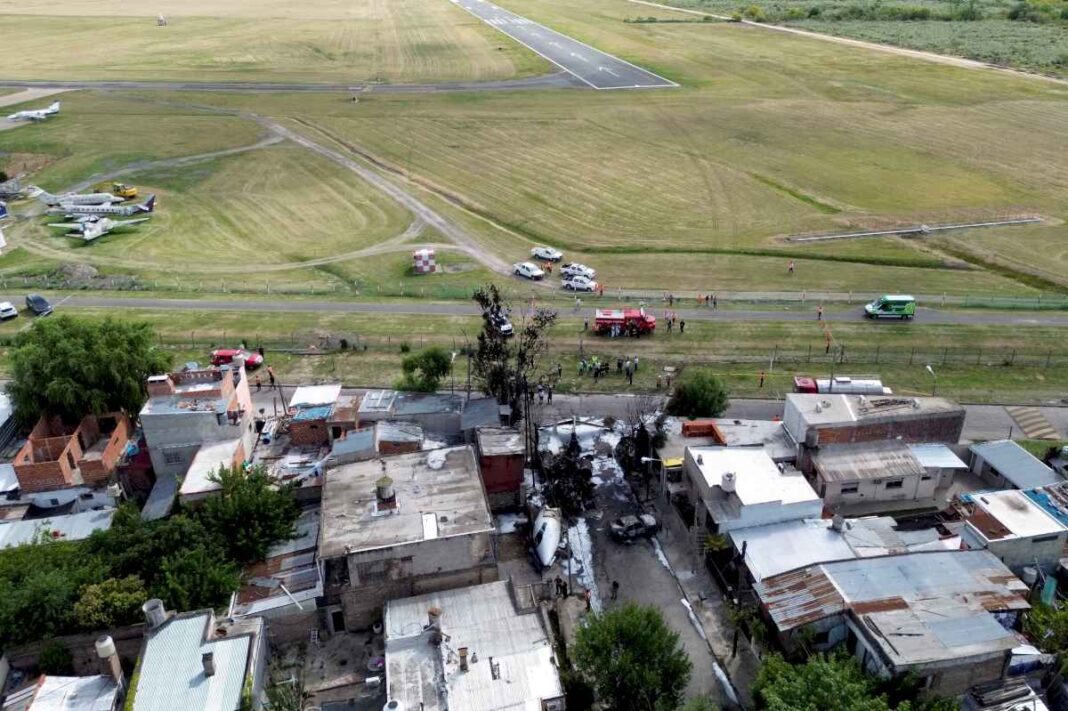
left=609, top=513, right=660, bottom=542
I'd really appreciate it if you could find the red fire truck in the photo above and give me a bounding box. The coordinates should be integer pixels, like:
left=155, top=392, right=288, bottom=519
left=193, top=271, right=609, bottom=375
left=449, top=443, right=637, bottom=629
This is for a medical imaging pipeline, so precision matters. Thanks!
left=594, top=308, right=656, bottom=336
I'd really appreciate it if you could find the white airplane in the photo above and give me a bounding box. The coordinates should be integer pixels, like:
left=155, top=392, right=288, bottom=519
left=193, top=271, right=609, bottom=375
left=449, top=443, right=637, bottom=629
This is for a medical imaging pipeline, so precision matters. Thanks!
left=7, top=101, right=60, bottom=122
left=47, top=216, right=149, bottom=242
left=48, top=195, right=155, bottom=218
left=30, top=186, right=124, bottom=206
left=532, top=507, right=563, bottom=570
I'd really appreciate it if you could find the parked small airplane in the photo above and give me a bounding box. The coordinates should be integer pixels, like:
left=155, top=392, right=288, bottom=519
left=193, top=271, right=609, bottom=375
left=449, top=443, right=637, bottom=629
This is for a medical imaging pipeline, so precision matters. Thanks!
left=47, top=216, right=149, bottom=242
left=30, top=186, right=124, bottom=206
left=7, top=101, right=60, bottom=122
left=48, top=195, right=156, bottom=218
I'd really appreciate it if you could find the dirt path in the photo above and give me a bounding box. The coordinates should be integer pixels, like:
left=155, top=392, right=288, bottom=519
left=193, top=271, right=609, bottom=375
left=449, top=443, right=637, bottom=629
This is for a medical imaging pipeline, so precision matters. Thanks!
left=627, top=0, right=1068, bottom=87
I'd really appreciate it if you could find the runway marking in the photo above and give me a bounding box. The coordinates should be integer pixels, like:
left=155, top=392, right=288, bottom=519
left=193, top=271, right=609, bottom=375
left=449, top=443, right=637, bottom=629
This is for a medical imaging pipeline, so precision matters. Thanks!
left=1006, top=406, right=1061, bottom=440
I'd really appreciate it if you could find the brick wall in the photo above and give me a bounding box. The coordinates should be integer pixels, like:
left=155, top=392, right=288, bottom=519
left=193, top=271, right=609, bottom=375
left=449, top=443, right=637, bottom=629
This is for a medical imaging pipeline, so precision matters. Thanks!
left=80, top=414, right=132, bottom=486
left=378, top=439, right=421, bottom=456
left=290, top=419, right=329, bottom=447
left=479, top=453, right=523, bottom=495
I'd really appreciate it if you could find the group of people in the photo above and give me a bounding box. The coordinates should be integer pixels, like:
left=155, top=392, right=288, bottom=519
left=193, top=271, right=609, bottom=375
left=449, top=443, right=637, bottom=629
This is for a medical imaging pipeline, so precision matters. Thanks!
left=664, top=314, right=686, bottom=333
left=662, top=292, right=717, bottom=309
left=578, top=354, right=641, bottom=384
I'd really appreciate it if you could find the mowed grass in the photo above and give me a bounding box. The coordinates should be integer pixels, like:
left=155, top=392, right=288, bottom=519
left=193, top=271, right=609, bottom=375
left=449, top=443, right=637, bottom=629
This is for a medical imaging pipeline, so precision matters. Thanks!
left=0, top=0, right=548, bottom=84
left=0, top=306, right=1063, bottom=402
left=251, top=0, right=1068, bottom=291
left=0, top=92, right=262, bottom=189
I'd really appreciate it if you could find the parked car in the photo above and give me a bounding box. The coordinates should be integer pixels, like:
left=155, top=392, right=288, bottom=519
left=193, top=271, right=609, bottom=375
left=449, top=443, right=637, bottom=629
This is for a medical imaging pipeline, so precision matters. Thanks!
left=562, top=275, right=598, bottom=292
left=864, top=294, right=916, bottom=320
left=560, top=262, right=595, bottom=279
left=25, top=294, right=53, bottom=316
left=531, top=246, right=563, bottom=262
left=210, top=348, right=264, bottom=369
left=490, top=308, right=514, bottom=337
left=0, top=302, right=18, bottom=321
left=609, top=513, right=660, bottom=542
left=513, top=262, right=545, bottom=280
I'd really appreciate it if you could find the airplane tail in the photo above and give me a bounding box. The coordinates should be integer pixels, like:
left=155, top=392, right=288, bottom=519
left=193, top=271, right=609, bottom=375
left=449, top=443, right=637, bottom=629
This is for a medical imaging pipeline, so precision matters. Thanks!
left=28, top=186, right=57, bottom=204
left=138, top=195, right=156, bottom=213
left=48, top=102, right=60, bottom=113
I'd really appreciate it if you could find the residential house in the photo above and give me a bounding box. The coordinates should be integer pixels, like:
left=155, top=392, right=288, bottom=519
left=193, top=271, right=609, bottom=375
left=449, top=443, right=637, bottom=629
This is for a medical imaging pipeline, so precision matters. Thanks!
left=375, top=421, right=425, bottom=456
left=475, top=427, right=525, bottom=512
left=13, top=413, right=131, bottom=493
left=910, top=443, right=969, bottom=489
left=139, top=367, right=255, bottom=512
left=318, top=446, right=497, bottom=631
left=2, top=635, right=125, bottom=710
left=129, top=601, right=267, bottom=711
left=960, top=489, right=1068, bottom=575
left=783, top=394, right=966, bottom=471
left=384, top=580, right=565, bottom=711
left=287, top=384, right=358, bottom=447
left=753, top=550, right=1030, bottom=696
left=357, top=390, right=499, bottom=438
left=680, top=447, right=822, bottom=535
left=812, top=442, right=935, bottom=510
left=970, top=440, right=1061, bottom=490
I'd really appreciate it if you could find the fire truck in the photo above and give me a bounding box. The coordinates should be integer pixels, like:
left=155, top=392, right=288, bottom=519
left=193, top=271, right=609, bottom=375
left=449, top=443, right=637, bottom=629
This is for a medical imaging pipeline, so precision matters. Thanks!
left=594, top=308, right=656, bottom=336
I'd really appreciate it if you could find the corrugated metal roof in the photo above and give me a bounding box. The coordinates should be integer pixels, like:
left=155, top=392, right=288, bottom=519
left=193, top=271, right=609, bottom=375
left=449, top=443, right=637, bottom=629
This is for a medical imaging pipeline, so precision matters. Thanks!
left=0, top=509, right=115, bottom=549
left=813, top=441, right=924, bottom=483
left=971, top=440, right=1060, bottom=489
left=292, top=405, right=333, bottom=422
left=3, top=675, right=118, bottom=711
left=133, top=612, right=251, bottom=711
left=910, top=444, right=968, bottom=470
left=756, top=550, right=1028, bottom=633
left=476, top=427, right=524, bottom=456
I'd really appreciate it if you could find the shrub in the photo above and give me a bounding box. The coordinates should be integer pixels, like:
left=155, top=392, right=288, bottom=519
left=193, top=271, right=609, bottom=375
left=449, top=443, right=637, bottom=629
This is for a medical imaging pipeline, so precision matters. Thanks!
left=39, top=641, right=74, bottom=675
left=666, top=369, right=730, bottom=418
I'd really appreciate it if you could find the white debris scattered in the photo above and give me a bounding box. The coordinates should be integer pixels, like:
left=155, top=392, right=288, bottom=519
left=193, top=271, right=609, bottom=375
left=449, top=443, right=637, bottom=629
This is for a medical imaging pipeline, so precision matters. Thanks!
left=421, top=435, right=449, bottom=451
left=650, top=537, right=673, bottom=572
left=680, top=598, right=708, bottom=643
left=425, top=449, right=448, bottom=470
left=680, top=599, right=740, bottom=706
left=495, top=513, right=526, bottom=534
left=566, top=518, right=602, bottom=613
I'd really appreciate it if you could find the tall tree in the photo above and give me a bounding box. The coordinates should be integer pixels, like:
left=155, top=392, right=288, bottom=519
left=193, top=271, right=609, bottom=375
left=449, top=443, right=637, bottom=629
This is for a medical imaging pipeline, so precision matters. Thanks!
left=73, top=575, right=147, bottom=630
left=572, top=603, right=692, bottom=711
left=666, top=369, right=730, bottom=419
left=200, top=464, right=300, bottom=564
left=542, top=430, right=594, bottom=515
left=398, top=346, right=452, bottom=392
left=471, top=285, right=556, bottom=423
left=7, top=316, right=171, bottom=425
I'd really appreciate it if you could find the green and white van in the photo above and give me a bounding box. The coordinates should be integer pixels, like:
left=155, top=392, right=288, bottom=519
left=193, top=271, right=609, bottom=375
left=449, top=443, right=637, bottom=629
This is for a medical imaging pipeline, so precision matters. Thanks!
left=864, top=294, right=916, bottom=320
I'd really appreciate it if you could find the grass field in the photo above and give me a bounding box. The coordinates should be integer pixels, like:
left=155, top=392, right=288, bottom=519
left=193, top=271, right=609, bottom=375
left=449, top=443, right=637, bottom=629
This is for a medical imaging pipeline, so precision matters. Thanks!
left=0, top=305, right=1063, bottom=402
left=0, top=0, right=548, bottom=83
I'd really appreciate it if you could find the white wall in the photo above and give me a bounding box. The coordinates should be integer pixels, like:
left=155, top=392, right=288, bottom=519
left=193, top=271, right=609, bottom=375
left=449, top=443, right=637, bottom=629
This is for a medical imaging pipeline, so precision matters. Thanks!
left=821, top=471, right=938, bottom=507
left=142, top=410, right=255, bottom=477
left=962, top=523, right=1067, bottom=574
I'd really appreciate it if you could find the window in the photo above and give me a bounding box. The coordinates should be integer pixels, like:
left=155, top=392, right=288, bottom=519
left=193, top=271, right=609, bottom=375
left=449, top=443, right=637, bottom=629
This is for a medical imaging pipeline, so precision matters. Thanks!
left=840, top=484, right=859, bottom=495
left=1032, top=534, right=1060, bottom=543
left=355, top=559, right=387, bottom=585
left=885, top=479, right=904, bottom=489
left=921, top=474, right=932, bottom=481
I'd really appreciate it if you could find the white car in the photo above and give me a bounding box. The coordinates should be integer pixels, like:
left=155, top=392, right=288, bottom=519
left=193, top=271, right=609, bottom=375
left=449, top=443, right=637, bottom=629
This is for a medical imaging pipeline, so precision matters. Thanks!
left=513, top=262, right=545, bottom=280
left=531, top=246, right=563, bottom=262
left=561, top=262, right=596, bottom=279
left=0, top=302, right=17, bottom=321
left=562, top=275, right=598, bottom=292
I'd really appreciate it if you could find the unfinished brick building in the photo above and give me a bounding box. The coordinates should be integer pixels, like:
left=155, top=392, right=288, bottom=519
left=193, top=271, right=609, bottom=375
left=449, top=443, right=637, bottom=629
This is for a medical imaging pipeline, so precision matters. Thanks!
left=13, top=413, right=132, bottom=493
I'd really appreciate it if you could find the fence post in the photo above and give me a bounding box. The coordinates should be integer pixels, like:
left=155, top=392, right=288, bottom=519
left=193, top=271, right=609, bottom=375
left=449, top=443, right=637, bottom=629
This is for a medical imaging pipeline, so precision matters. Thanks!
left=909, top=348, right=914, bottom=365
left=976, top=349, right=981, bottom=366
left=848, top=291, right=852, bottom=304
left=941, top=292, right=946, bottom=307
left=942, top=347, right=948, bottom=365
left=807, top=344, right=812, bottom=363
left=874, top=345, right=879, bottom=364
left=1047, top=350, right=1052, bottom=367
left=1010, top=348, right=1016, bottom=365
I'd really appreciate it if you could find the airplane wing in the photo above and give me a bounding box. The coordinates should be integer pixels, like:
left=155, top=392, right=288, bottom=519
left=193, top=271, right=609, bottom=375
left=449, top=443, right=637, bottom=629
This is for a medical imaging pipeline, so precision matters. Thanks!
left=47, top=222, right=86, bottom=231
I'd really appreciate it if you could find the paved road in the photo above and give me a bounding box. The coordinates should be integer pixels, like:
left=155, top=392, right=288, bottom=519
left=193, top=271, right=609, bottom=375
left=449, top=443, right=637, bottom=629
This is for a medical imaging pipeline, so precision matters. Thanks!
left=452, top=0, right=676, bottom=89
left=25, top=293, right=1068, bottom=327
left=0, top=74, right=580, bottom=94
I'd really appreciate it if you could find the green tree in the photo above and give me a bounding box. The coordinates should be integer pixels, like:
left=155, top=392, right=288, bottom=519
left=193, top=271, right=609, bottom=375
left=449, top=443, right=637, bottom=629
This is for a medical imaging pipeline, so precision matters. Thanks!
left=199, top=464, right=300, bottom=564
left=471, top=284, right=556, bottom=423
left=73, top=575, right=147, bottom=630
left=156, top=545, right=241, bottom=612
left=398, top=346, right=452, bottom=392
left=666, top=369, right=730, bottom=419
left=38, top=641, right=74, bottom=675
left=7, top=316, right=171, bottom=426
left=754, top=653, right=889, bottom=711
left=1023, top=602, right=1068, bottom=654
left=572, top=603, right=692, bottom=711
left=677, top=697, right=719, bottom=711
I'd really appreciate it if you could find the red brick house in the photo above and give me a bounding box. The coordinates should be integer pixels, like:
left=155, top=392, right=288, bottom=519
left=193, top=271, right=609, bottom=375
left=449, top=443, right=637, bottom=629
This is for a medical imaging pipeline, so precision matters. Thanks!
left=475, top=427, right=525, bottom=512
left=13, top=413, right=132, bottom=493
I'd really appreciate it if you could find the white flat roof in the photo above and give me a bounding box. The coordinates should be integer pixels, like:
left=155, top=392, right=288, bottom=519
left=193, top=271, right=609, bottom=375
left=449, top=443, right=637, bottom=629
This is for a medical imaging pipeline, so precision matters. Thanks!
left=731, top=519, right=856, bottom=581
left=689, top=446, right=819, bottom=506
left=179, top=439, right=241, bottom=497
left=910, top=444, right=968, bottom=470
left=289, top=384, right=342, bottom=409
left=969, top=489, right=1066, bottom=540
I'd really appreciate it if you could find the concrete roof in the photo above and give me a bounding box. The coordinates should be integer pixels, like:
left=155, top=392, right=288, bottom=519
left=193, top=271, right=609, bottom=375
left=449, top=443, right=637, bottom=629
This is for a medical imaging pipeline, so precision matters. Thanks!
left=0, top=508, right=115, bottom=549
left=731, top=519, right=857, bottom=581
left=376, top=421, right=423, bottom=443
left=689, top=446, right=819, bottom=507
left=179, top=439, right=241, bottom=498
left=385, top=581, right=563, bottom=711
left=910, top=444, right=968, bottom=470
left=965, top=490, right=1067, bottom=541
left=289, top=384, right=341, bottom=409
left=2, top=675, right=118, bottom=711
left=319, top=446, right=492, bottom=559
left=708, top=418, right=796, bottom=461
left=476, top=427, right=524, bottom=456
left=971, top=440, right=1061, bottom=489
left=813, top=442, right=925, bottom=483
left=133, top=611, right=255, bottom=711
left=787, top=393, right=962, bottom=426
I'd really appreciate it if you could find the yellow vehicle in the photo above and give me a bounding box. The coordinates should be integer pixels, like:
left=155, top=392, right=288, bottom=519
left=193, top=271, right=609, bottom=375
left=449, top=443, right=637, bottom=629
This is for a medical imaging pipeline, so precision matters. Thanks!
left=111, top=183, right=138, bottom=200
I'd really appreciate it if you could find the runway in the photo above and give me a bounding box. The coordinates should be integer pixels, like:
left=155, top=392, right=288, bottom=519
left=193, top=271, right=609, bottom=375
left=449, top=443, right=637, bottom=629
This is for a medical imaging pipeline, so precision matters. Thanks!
left=452, top=0, right=677, bottom=89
